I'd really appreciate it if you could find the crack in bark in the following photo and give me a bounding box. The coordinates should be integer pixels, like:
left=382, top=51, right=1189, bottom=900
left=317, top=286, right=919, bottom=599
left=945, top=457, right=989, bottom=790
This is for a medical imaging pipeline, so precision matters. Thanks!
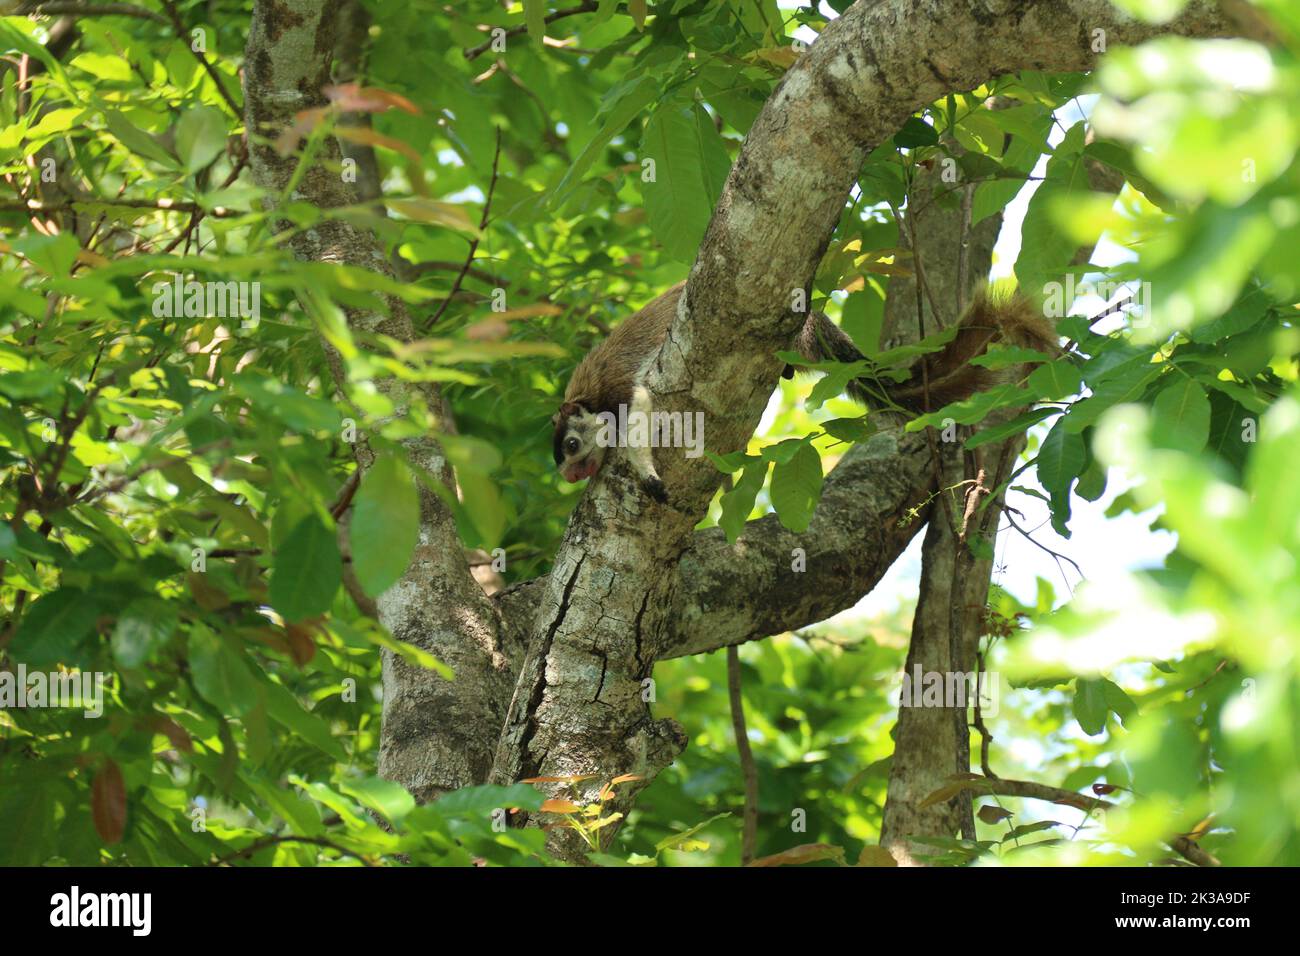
left=632, top=591, right=651, bottom=675
left=517, top=554, right=586, bottom=781
left=591, top=647, right=609, bottom=704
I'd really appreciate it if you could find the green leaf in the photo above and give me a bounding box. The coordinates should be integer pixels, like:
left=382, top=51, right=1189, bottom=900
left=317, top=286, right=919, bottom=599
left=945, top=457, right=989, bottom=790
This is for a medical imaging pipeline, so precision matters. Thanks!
left=235, top=376, right=342, bottom=434
left=551, top=74, right=658, bottom=206
left=261, top=679, right=346, bottom=761
left=1037, top=416, right=1086, bottom=494
left=1028, top=361, right=1083, bottom=401
left=806, top=361, right=870, bottom=411
left=823, top=417, right=873, bottom=443
left=1015, top=122, right=1087, bottom=290
left=71, top=52, right=132, bottom=82
left=524, top=0, right=546, bottom=42
left=112, top=599, right=179, bottom=668
left=769, top=443, right=822, bottom=533
left=102, top=110, right=178, bottom=166
left=965, top=407, right=1059, bottom=449
left=907, top=382, right=1033, bottom=432
left=655, top=812, right=732, bottom=853
left=1151, top=378, right=1211, bottom=453
left=893, top=116, right=939, bottom=148
left=9, top=588, right=101, bottom=667
left=24, top=107, right=85, bottom=141
left=969, top=345, right=1053, bottom=370
left=1074, top=457, right=1109, bottom=502
left=0, top=525, right=17, bottom=560
left=337, top=776, right=416, bottom=824
left=759, top=437, right=810, bottom=465
left=1064, top=364, right=1160, bottom=433
left=189, top=625, right=261, bottom=717
left=175, top=105, right=228, bottom=173
left=0, top=783, right=59, bottom=865
left=705, top=450, right=750, bottom=473
left=718, top=457, right=767, bottom=543
left=350, top=456, right=420, bottom=597
left=1073, top=678, right=1109, bottom=736
left=1189, top=285, right=1270, bottom=344
left=434, top=783, right=545, bottom=816
left=1101, top=678, right=1138, bottom=726
left=269, top=514, right=341, bottom=622
left=641, top=103, right=732, bottom=262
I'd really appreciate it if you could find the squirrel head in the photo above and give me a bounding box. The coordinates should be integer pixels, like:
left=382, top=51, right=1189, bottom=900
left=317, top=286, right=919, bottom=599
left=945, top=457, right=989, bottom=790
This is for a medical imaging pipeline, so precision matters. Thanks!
left=552, top=401, right=608, bottom=484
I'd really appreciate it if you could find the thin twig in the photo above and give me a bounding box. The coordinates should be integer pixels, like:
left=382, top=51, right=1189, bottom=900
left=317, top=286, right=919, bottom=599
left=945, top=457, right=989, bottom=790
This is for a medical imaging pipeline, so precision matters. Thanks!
left=956, top=180, right=973, bottom=314
left=726, top=645, right=759, bottom=865
left=892, top=193, right=957, bottom=533
left=0, top=197, right=237, bottom=216
left=329, top=469, right=361, bottom=520
left=951, top=775, right=1112, bottom=813
left=21, top=2, right=168, bottom=23
left=210, top=834, right=375, bottom=866
left=463, top=1, right=599, bottom=61
left=1003, top=509, right=1084, bottom=581
left=1169, top=834, right=1220, bottom=867
left=422, top=126, right=502, bottom=331
left=972, top=642, right=996, bottom=778
left=410, top=260, right=502, bottom=285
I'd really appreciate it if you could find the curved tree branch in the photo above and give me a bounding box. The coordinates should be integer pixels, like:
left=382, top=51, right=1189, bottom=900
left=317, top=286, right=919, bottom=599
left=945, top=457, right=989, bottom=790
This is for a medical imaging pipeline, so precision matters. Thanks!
left=487, top=0, right=1232, bottom=861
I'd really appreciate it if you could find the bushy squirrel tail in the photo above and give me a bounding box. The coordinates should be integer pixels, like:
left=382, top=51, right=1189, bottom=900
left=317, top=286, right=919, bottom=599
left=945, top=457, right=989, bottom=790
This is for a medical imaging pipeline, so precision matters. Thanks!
left=790, top=287, right=1058, bottom=413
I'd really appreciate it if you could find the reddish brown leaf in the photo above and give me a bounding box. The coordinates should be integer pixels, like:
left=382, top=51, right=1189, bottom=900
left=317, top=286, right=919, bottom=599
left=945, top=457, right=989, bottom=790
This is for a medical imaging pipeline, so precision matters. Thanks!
left=464, top=318, right=509, bottom=342
left=187, top=571, right=231, bottom=611
left=273, top=107, right=328, bottom=157
left=323, top=83, right=419, bottom=115
left=919, top=781, right=970, bottom=809
left=91, top=759, right=127, bottom=845
left=334, top=125, right=422, bottom=164
left=748, top=843, right=846, bottom=867
left=539, top=799, right=581, bottom=814
left=977, top=804, right=1013, bottom=824
left=147, top=716, right=193, bottom=753
left=284, top=623, right=317, bottom=667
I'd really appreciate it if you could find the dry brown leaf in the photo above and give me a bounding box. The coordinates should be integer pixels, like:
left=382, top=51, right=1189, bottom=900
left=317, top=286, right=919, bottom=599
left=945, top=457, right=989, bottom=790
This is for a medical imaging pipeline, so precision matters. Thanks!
left=856, top=845, right=899, bottom=867
left=92, top=759, right=127, bottom=845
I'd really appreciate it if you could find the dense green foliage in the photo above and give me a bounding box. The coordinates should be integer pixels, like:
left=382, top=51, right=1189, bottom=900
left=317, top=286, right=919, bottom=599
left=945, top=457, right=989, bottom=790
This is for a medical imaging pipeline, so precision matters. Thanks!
left=1, top=0, right=1298, bottom=866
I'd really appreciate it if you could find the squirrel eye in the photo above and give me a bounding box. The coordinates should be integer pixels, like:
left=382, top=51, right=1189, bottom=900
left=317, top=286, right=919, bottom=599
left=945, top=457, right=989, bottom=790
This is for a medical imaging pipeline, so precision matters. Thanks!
left=564, top=437, right=580, bottom=455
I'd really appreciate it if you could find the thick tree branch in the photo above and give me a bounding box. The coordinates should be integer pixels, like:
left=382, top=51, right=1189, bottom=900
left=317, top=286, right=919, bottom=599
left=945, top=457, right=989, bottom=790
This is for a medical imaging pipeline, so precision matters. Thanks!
left=487, top=0, right=1232, bottom=862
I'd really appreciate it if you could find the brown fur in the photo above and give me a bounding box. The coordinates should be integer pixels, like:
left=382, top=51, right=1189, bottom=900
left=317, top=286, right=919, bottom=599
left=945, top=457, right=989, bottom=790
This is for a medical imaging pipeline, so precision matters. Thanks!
left=563, top=282, right=685, bottom=414
left=889, top=288, right=1060, bottom=411
left=552, top=283, right=1059, bottom=488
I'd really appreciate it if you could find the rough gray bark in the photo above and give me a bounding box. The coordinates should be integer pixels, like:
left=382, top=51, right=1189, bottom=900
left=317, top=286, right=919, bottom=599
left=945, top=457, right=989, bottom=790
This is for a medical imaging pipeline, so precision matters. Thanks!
left=875, top=143, right=1005, bottom=857
left=244, top=0, right=511, bottom=802
left=242, top=0, right=1231, bottom=863
left=879, top=127, right=1129, bottom=864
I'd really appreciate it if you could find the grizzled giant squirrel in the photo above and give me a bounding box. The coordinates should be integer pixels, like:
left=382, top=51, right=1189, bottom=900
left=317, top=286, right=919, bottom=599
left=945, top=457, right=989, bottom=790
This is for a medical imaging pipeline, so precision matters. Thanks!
left=552, top=281, right=1057, bottom=503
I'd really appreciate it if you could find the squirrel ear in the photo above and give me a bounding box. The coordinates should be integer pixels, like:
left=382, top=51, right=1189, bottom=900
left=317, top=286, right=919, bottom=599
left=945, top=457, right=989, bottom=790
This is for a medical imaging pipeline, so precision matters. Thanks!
left=559, top=401, right=582, bottom=418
